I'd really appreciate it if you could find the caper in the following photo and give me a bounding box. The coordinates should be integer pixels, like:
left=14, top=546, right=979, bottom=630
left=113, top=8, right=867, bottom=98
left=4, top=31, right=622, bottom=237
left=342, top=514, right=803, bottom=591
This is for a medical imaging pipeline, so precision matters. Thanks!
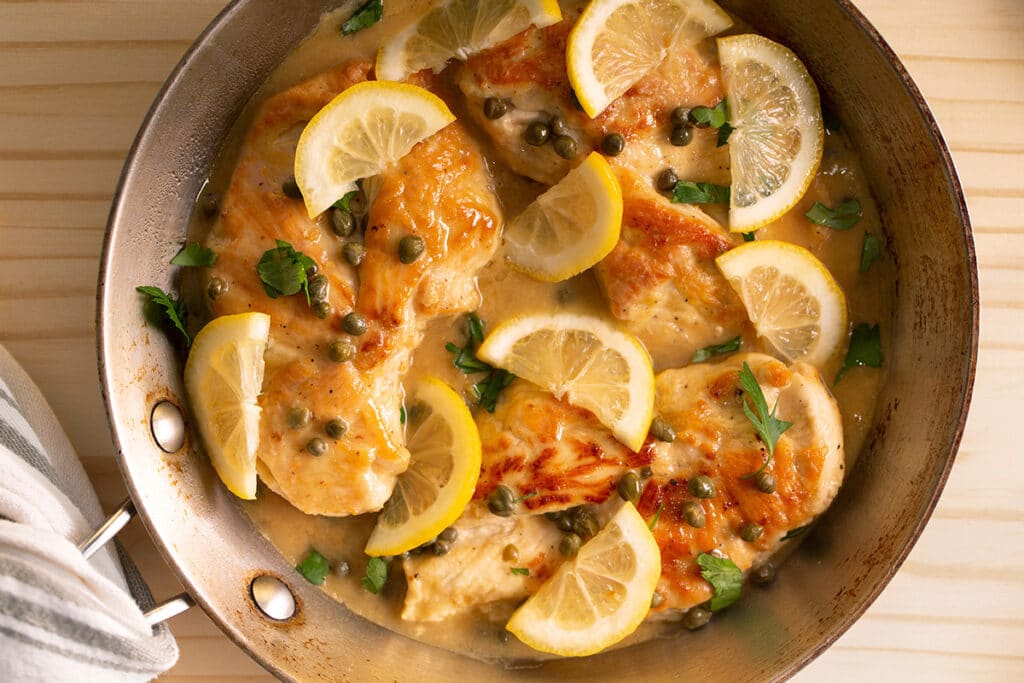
left=555, top=514, right=574, bottom=533
left=306, top=437, right=327, bottom=456
left=656, top=168, right=679, bottom=193
left=325, top=418, right=348, bottom=440
left=640, top=466, right=653, bottom=479
left=569, top=506, right=599, bottom=538
left=669, top=106, right=691, bottom=127
left=200, top=193, right=220, bottom=219
left=483, top=97, right=508, bottom=120
left=433, top=540, right=452, bottom=556
left=741, top=522, right=764, bottom=542
left=559, top=533, right=581, bottom=557
left=336, top=560, right=350, bottom=577
left=601, top=132, right=626, bottom=156
left=525, top=120, right=550, bottom=146
left=617, top=471, right=642, bottom=504
left=688, top=474, right=716, bottom=499
left=342, top=311, right=368, bottom=336
left=487, top=485, right=516, bottom=517
left=438, top=527, right=458, bottom=543
left=553, top=135, right=577, bottom=160
left=651, top=591, right=665, bottom=608
left=207, top=277, right=228, bottom=299
left=549, top=117, right=570, bottom=137
left=498, top=630, right=511, bottom=645
left=330, top=207, right=355, bottom=236
left=682, top=606, right=711, bottom=630
left=342, top=241, right=365, bottom=266
left=309, top=274, right=329, bottom=302
left=286, top=406, right=311, bottom=429
left=398, top=235, right=425, bottom=264
left=544, top=510, right=563, bottom=522
left=347, top=189, right=368, bottom=216
left=649, top=415, right=676, bottom=442
left=313, top=300, right=332, bottom=319
left=681, top=500, right=706, bottom=528
left=282, top=176, right=303, bottom=199
left=670, top=124, right=694, bottom=147
left=754, top=470, right=777, bottom=494
left=328, top=339, right=356, bottom=362
left=502, top=544, right=520, bottom=562
left=305, top=263, right=318, bottom=278
left=751, top=561, right=777, bottom=587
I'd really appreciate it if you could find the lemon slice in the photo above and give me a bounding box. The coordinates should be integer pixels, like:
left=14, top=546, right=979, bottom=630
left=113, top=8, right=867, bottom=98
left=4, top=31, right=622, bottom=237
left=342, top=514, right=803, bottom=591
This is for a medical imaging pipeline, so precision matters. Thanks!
left=506, top=502, right=660, bottom=656
left=365, top=377, right=481, bottom=556
left=375, top=0, right=562, bottom=82
left=476, top=313, right=654, bottom=451
left=504, top=152, right=623, bottom=282
left=716, top=240, right=846, bottom=368
left=718, top=34, right=824, bottom=233
left=567, top=0, right=733, bottom=118
left=184, top=312, right=270, bottom=500
left=294, top=81, right=456, bottom=218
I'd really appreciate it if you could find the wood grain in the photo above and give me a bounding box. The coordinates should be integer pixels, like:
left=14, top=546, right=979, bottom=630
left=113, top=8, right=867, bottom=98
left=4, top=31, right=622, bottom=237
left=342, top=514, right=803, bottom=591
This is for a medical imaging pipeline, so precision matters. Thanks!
left=0, top=0, right=1021, bottom=680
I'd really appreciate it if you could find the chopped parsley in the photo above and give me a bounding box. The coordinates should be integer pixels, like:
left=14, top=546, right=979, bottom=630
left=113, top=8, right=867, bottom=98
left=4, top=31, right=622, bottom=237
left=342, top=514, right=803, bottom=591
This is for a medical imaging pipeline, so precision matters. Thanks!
left=671, top=181, right=731, bottom=205
left=510, top=567, right=530, bottom=576
left=716, top=122, right=734, bottom=147
left=648, top=502, right=664, bottom=531
left=692, top=336, right=741, bottom=363
left=836, top=323, right=883, bottom=383
left=782, top=525, right=811, bottom=541
left=332, top=190, right=360, bottom=212
left=689, top=99, right=729, bottom=129
left=804, top=198, right=862, bottom=231
left=742, top=231, right=756, bottom=242
left=738, top=362, right=792, bottom=477
left=445, top=313, right=515, bottom=413
left=296, top=549, right=330, bottom=585
left=341, top=0, right=383, bottom=35
left=257, top=239, right=316, bottom=303
left=860, top=231, right=880, bottom=272
left=136, top=285, right=190, bottom=347
left=170, top=242, right=217, bottom=267
left=399, top=406, right=406, bottom=425
left=696, top=552, right=743, bottom=611
left=361, top=556, right=388, bottom=594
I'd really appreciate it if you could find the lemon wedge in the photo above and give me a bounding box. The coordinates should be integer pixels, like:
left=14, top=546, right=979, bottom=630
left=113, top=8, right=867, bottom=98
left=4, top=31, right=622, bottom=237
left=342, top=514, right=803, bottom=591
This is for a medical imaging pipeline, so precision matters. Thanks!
left=375, top=0, right=562, bottom=82
left=504, top=152, right=622, bottom=282
left=718, top=34, right=824, bottom=232
left=716, top=240, right=846, bottom=368
left=476, top=313, right=654, bottom=451
left=567, top=0, right=733, bottom=118
left=365, top=377, right=481, bottom=557
left=294, top=81, right=455, bottom=218
left=506, top=502, right=660, bottom=656
left=183, top=312, right=270, bottom=500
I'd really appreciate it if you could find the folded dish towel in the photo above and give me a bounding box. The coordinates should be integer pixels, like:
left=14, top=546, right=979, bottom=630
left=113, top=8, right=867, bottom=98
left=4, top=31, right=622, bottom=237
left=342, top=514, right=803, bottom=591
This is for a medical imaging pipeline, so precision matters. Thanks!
left=0, top=343, right=178, bottom=682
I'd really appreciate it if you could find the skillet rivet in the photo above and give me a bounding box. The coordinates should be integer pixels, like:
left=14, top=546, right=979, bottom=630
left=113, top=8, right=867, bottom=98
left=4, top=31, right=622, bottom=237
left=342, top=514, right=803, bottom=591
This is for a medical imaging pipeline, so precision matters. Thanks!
left=250, top=575, right=296, bottom=621
left=150, top=401, right=185, bottom=453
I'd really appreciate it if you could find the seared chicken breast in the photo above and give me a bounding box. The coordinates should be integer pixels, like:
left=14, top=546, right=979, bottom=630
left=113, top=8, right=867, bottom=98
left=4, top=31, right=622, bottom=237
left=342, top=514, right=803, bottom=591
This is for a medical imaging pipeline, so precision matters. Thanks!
left=206, top=62, right=502, bottom=516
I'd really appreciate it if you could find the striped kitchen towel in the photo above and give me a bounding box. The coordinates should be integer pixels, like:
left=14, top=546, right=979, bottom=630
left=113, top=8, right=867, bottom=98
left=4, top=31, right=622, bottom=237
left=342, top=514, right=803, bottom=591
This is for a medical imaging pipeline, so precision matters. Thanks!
left=0, top=343, right=177, bottom=682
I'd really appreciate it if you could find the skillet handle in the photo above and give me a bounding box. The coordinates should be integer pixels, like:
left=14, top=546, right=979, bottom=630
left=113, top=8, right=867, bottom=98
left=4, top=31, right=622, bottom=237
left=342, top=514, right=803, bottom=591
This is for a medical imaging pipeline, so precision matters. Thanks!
left=78, top=497, right=196, bottom=626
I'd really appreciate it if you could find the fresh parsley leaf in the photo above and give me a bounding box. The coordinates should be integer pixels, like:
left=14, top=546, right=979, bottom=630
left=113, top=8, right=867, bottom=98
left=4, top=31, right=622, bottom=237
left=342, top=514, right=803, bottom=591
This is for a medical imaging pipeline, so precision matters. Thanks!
left=136, top=285, right=190, bottom=347
left=804, top=198, right=862, bottom=231
left=689, top=99, right=729, bottom=129
left=296, top=549, right=330, bottom=585
left=716, top=121, right=734, bottom=147
left=836, top=323, right=883, bottom=383
left=692, top=336, right=741, bottom=363
left=361, top=556, right=388, bottom=594
left=257, top=239, right=316, bottom=303
left=170, top=242, right=217, bottom=267
left=446, top=314, right=515, bottom=413
left=671, top=181, right=730, bottom=205
left=332, top=190, right=360, bottom=212
left=341, top=0, right=383, bottom=35
left=738, top=362, right=793, bottom=476
left=860, top=231, right=880, bottom=272
left=399, top=406, right=406, bottom=425
left=648, top=502, right=664, bottom=531
left=741, top=231, right=756, bottom=242
left=696, top=552, right=742, bottom=611
left=510, top=567, right=530, bottom=576
left=782, top=525, right=811, bottom=541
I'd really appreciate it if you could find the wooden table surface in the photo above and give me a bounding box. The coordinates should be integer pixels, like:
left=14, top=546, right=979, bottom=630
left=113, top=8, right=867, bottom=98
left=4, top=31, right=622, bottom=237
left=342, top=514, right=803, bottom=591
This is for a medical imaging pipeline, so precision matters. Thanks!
left=1, top=1, right=1021, bottom=680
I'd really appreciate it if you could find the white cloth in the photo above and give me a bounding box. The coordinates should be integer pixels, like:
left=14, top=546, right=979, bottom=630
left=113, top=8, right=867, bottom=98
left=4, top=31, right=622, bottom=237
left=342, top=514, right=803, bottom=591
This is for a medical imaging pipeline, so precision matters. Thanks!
left=0, top=343, right=178, bottom=681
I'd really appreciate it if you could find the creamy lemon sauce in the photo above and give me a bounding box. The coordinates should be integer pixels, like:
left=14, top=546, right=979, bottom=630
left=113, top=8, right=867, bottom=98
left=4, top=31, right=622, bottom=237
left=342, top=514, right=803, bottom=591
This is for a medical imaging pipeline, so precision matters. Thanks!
left=188, top=0, right=893, bottom=663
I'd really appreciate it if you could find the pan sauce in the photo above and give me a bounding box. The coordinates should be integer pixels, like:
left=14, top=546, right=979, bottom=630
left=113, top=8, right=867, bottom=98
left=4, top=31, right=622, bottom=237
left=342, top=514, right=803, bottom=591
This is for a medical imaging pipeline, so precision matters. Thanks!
left=184, top=0, right=893, bottom=662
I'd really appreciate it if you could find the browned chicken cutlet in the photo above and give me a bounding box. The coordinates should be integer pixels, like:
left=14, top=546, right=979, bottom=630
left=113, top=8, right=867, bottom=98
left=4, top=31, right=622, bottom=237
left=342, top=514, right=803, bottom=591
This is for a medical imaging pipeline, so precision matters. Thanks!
left=205, top=62, right=502, bottom=516
left=457, top=13, right=730, bottom=186
left=594, top=170, right=747, bottom=371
